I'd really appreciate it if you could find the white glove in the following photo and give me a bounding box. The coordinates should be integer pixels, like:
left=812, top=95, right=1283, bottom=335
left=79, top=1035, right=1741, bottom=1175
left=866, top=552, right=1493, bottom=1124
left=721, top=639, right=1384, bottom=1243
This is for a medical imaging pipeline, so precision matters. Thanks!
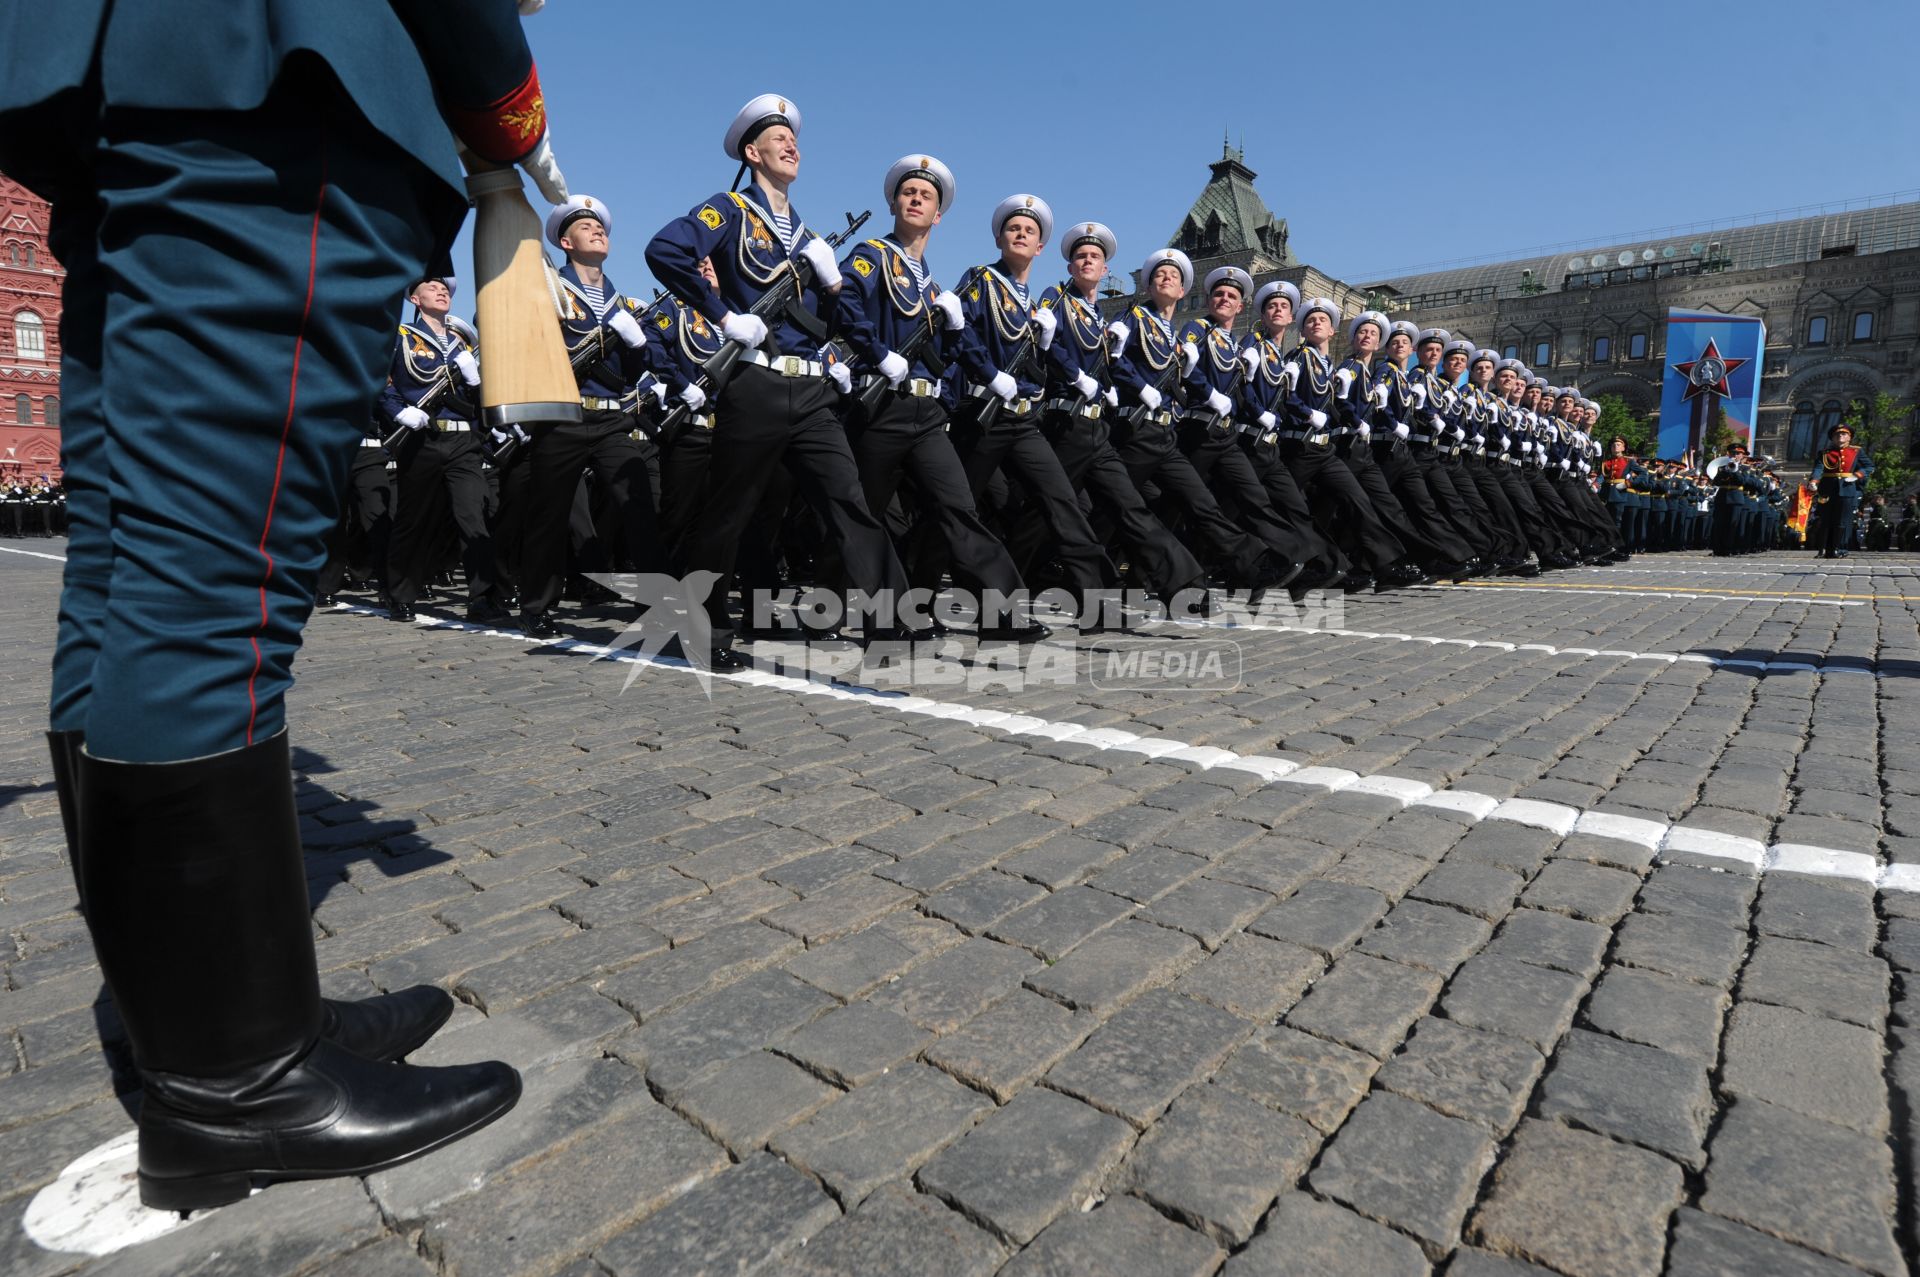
left=1206, top=389, right=1233, bottom=417
left=648, top=380, right=670, bottom=405
left=1106, top=320, right=1130, bottom=348
left=518, top=134, right=569, bottom=205
left=1237, top=346, right=1261, bottom=377
left=1139, top=385, right=1163, bottom=411
left=1335, top=368, right=1356, bottom=395
left=452, top=349, right=481, bottom=386
left=1257, top=411, right=1276, bottom=431
left=1031, top=306, right=1057, bottom=350
left=827, top=362, right=852, bottom=394
left=1180, top=341, right=1201, bottom=376
left=799, top=237, right=842, bottom=290
left=878, top=351, right=909, bottom=387
left=1429, top=414, right=1446, bottom=431
left=1520, top=440, right=1534, bottom=454
left=1409, top=383, right=1427, bottom=409
left=488, top=427, right=510, bottom=446
left=1356, top=421, right=1371, bottom=441
left=1369, top=381, right=1390, bottom=408
left=511, top=424, right=531, bottom=444
left=678, top=382, right=707, bottom=410
left=607, top=308, right=647, bottom=348
left=931, top=291, right=965, bottom=331
left=1073, top=371, right=1100, bottom=400
left=1392, top=421, right=1410, bottom=440
left=722, top=311, right=767, bottom=348
left=1102, top=387, right=1119, bottom=408
left=1559, top=457, right=1571, bottom=472
left=988, top=371, right=1018, bottom=400
left=1470, top=434, right=1485, bottom=448
left=1308, top=409, right=1328, bottom=430
left=396, top=405, right=430, bottom=432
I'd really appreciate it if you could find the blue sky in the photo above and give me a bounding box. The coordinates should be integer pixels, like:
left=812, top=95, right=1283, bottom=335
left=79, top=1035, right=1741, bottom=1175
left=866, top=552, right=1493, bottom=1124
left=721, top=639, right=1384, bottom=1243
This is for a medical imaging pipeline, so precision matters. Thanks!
left=457, top=0, right=1920, bottom=302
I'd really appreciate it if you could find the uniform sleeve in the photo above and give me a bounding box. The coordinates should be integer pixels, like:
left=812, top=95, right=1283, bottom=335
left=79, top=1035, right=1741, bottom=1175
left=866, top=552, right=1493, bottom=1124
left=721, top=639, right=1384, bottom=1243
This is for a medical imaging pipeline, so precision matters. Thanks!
left=1037, top=287, right=1081, bottom=388
left=376, top=332, right=411, bottom=423
left=1111, top=312, right=1151, bottom=399
left=386, top=0, right=544, bottom=163
left=1175, top=321, right=1209, bottom=397
left=645, top=196, right=736, bottom=325
left=949, top=269, right=996, bottom=388
left=834, top=244, right=889, bottom=372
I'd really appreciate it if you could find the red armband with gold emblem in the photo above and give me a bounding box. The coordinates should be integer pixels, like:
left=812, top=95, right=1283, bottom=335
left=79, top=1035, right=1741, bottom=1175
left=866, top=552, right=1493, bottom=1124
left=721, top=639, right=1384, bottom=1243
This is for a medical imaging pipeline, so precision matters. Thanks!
left=445, top=61, right=547, bottom=164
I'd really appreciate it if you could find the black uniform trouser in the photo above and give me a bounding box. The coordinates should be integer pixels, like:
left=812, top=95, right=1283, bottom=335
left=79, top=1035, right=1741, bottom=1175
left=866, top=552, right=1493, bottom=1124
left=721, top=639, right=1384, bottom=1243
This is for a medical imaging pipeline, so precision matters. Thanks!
left=1814, top=489, right=1860, bottom=555
left=1522, top=468, right=1582, bottom=554
left=1029, top=409, right=1203, bottom=599
left=1605, top=494, right=1641, bottom=550
left=1242, top=438, right=1347, bottom=580
left=1178, top=422, right=1316, bottom=570
left=521, top=408, right=662, bottom=618
left=945, top=400, right=1113, bottom=601
left=1410, top=446, right=1492, bottom=561
left=1493, top=463, right=1565, bottom=558
left=1433, top=451, right=1506, bottom=560
left=1282, top=439, right=1404, bottom=573
left=656, top=420, right=711, bottom=555
left=1459, top=458, right=1528, bottom=561
left=1113, top=421, right=1271, bottom=585
left=386, top=429, right=497, bottom=608
left=1566, top=478, right=1621, bottom=551
left=318, top=444, right=394, bottom=598
left=850, top=393, right=1023, bottom=617
left=1335, top=437, right=1430, bottom=565
left=1369, top=439, right=1473, bottom=565
left=678, top=364, right=904, bottom=641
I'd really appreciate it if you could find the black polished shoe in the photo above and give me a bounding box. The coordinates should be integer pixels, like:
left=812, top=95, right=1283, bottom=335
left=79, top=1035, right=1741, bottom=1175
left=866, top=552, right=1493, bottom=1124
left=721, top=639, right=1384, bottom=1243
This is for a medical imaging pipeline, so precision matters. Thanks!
left=386, top=599, right=415, bottom=623
left=466, top=598, right=511, bottom=625
left=320, top=986, right=455, bottom=1064
left=139, top=1038, right=520, bottom=1212
left=740, top=621, right=808, bottom=642
left=316, top=594, right=337, bottom=609
left=522, top=612, right=558, bottom=639
left=706, top=645, right=749, bottom=672
left=977, top=620, right=1053, bottom=643
left=1339, top=571, right=1374, bottom=594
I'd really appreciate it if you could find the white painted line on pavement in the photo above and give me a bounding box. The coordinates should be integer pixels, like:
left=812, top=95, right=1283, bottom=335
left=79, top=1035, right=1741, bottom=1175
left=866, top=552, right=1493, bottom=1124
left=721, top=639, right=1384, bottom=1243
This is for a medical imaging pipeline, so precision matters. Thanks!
left=1413, top=582, right=1863, bottom=607
left=353, top=604, right=1913, bottom=896
left=1152, top=613, right=1890, bottom=678
left=0, top=544, right=68, bottom=562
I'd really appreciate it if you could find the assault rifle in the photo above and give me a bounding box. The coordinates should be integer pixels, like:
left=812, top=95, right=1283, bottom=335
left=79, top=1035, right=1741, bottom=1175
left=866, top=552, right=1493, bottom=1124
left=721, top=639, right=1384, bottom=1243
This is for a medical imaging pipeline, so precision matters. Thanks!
left=654, top=211, right=871, bottom=440
left=380, top=365, right=477, bottom=450
left=1120, top=332, right=1191, bottom=431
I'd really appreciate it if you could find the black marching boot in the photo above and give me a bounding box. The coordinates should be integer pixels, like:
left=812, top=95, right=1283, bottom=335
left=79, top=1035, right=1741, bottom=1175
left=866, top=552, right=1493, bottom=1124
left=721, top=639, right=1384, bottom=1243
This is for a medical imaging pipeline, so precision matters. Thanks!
left=50, top=731, right=454, bottom=1066
left=76, top=732, right=520, bottom=1212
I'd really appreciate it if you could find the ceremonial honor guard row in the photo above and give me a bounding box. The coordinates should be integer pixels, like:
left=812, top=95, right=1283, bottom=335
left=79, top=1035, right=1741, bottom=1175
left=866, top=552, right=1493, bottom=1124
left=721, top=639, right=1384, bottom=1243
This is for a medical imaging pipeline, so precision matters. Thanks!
left=345, top=92, right=1733, bottom=670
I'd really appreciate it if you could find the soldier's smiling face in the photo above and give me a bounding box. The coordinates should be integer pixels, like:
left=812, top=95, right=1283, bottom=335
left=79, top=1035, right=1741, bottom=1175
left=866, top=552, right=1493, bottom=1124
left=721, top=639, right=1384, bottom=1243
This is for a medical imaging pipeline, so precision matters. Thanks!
left=1149, top=264, right=1185, bottom=307
left=1445, top=352, right=1468, bottom=377
left=744, top=125, right=800, bottom=183
left=893, top=177, right=942, bottom=233
left=1207, top=284, right=1242, bottom=326
left=410, top=279, right=451, bottom=317
left=1069, top=244, right=1106, bottom=290
left=1417, top=341, right=1441, bottom=368
left=560, top=216, right=608, bottom=264
left=998, top=214, right=1043, bottom=268
left=1386, top=333, right=1412, bottom=362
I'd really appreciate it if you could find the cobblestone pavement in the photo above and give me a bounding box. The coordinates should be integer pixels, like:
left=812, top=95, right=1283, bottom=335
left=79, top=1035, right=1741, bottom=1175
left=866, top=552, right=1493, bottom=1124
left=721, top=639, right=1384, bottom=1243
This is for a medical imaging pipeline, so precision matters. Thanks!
left=4, top=536, right=1920, bottom=1276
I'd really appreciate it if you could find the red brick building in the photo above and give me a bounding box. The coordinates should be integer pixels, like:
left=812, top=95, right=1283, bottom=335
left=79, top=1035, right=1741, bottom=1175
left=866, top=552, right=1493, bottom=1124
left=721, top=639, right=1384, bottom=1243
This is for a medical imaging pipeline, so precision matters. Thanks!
left=1, top=173, right=63, bottom=483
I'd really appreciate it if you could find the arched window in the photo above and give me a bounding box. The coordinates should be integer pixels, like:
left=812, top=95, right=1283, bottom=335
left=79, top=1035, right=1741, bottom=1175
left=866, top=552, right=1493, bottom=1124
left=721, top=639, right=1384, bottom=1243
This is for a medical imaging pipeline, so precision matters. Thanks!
left=1628, top=332, right=1648, bottom=360
left=1852, top=311, right=1875, bottom=342
left=1501, top=343, right=1519, bottom=360
left=1807, top=315, right=1828, bottom=346
left=1532, top=341, right=1551, bottom=367
left=1816, top=398, right=1844, bottom=446
left=13, top=394, right=30, bottom=425
left=1787, top=401, right=1816, bottom=459
left=3, top=243, right=15, bottom=265
left=43, top=396, right=58, bottom=427
left=1592, top=335, right=1610, bottom=362
left=13, top=311, right=44, bottom=360
left=22, top=245, right=32, bottom=269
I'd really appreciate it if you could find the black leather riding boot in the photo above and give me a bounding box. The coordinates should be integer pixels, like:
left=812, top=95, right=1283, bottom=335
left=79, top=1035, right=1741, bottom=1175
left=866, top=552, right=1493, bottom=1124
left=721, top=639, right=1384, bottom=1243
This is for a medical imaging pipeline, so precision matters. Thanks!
left=76, top=731, right=520, bottom=1212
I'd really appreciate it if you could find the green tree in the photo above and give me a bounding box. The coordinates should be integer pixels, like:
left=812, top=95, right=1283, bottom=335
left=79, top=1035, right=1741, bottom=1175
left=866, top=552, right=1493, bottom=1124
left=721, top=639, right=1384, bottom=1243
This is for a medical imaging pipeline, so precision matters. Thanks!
left=1703, top=400, right=1739, bottom=459
left=1843, top=391, right=1914, bottom=496
left=1594, top=394, right=1653, bottom=456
